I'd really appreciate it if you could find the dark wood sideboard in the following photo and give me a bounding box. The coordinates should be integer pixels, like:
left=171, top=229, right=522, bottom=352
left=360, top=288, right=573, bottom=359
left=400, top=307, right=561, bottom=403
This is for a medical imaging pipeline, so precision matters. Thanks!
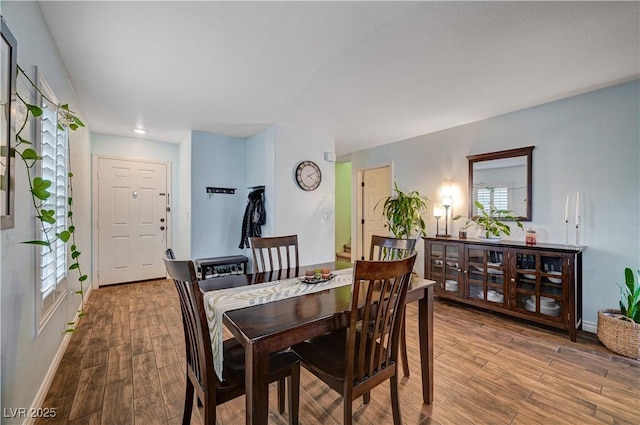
left=423, top=236, right=585, bottom=341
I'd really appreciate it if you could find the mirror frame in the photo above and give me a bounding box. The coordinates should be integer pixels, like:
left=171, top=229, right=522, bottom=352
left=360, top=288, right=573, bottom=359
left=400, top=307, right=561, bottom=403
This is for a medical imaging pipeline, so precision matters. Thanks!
left=1, top=19, right=17, bottom=230
left=467, top=146, right=534, bottom=221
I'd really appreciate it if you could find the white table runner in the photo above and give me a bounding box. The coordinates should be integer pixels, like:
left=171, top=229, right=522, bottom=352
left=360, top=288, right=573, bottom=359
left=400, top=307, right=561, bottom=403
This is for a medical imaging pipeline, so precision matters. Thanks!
left=203, top=268, right=353, bottom=381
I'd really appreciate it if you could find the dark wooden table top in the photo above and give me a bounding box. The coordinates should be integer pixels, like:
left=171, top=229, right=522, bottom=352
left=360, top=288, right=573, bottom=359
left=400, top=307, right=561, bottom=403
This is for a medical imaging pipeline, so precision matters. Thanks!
left=200, top=260, right=435, bottom=425
left=221, top=268, right=434, bottom=342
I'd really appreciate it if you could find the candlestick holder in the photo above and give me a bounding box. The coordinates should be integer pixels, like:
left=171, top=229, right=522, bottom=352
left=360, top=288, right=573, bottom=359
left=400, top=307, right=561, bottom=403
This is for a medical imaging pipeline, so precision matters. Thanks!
left=575, top=222, right=580, bottom=247
left=565, top=220, right=569, bottom=246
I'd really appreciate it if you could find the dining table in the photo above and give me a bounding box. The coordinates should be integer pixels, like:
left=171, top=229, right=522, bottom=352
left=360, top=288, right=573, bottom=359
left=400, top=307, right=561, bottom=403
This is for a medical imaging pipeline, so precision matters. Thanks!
left=199, top=260, right=435, bottom=425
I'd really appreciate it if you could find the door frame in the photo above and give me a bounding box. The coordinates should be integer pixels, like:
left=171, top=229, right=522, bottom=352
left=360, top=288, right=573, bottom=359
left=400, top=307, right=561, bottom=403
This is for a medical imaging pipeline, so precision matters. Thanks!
left=355, top=161, right=394, bottom=261
left=91, top=154, right=172, bottom=288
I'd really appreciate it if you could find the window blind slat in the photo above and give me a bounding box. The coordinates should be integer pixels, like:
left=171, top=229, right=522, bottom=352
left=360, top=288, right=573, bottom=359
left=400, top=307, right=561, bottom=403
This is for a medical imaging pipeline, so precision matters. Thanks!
left=38, top=82, right=69, bottom=319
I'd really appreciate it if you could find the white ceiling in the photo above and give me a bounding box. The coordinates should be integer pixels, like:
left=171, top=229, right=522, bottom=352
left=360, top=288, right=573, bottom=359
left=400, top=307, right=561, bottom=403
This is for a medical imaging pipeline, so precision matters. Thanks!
left=38, top=1, right=639, bottom=156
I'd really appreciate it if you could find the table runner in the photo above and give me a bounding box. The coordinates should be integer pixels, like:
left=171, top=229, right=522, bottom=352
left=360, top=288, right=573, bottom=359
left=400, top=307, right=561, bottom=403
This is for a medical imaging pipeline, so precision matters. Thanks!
left=203, top=268, right=353, bottom=381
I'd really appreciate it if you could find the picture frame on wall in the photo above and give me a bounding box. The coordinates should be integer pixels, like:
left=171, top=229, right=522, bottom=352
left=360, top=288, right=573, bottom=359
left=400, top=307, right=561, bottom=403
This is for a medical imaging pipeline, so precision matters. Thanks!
left=1, top=18, right=17, bottom=230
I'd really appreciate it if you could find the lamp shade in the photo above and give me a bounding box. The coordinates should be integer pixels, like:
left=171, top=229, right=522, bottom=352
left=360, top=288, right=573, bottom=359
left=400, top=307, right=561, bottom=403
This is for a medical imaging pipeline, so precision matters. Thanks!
left=433, top=205, right=443, bottom=218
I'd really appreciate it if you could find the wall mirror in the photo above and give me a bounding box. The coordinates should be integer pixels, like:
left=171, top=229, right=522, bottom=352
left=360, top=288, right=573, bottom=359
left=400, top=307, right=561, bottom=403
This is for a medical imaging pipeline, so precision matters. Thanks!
left=467, top=146, right=534, bottom=221
left=1, top=19, right=17, bottom=230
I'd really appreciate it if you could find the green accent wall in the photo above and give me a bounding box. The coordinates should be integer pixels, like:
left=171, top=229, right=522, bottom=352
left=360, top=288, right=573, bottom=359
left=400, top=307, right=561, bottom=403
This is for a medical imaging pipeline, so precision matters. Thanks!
left=335, top=162, right=352, bottom=253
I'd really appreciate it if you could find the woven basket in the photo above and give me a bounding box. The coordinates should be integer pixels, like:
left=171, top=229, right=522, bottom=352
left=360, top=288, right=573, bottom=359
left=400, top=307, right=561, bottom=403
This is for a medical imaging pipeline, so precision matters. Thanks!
left=597, top=309, right=640, bottom=359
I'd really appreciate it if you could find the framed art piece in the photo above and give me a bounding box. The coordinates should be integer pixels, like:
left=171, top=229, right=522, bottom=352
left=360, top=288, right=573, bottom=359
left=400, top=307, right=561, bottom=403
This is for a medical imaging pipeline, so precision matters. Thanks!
left=1, top=19, right=17, bottom=229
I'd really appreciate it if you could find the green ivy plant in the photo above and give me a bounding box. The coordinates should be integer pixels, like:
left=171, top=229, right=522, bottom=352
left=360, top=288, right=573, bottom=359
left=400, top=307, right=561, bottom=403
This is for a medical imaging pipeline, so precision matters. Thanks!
left=15, top=65, right=87, bottom=333
left=619, top=267, right=640, bottom=323
left=454, top=201, right=524, bottom=239
left=377, top=181, right=429, bottom=239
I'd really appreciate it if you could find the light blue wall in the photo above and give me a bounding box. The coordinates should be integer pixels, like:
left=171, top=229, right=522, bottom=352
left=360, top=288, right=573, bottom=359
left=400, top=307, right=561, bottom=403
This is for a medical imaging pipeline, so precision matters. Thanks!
left=190, top=131, right=247, bottom=259
left=1, top=2, right=92, bottom=416
left=351, top=80, right=640, bottom=331
left=246, top=126, right=276, bottom=239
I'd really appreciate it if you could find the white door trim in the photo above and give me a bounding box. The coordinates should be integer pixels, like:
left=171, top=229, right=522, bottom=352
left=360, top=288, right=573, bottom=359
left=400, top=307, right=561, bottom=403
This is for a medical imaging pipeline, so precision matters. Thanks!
left=91, top=154, right=172, bottom=288
left=354, top=161, right=394, bottom=261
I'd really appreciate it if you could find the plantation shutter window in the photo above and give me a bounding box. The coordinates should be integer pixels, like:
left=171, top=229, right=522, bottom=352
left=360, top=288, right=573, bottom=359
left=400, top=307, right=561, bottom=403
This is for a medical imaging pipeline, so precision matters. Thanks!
left=37, top=77, right=69, bottom=327
left=476, top=185, right=510, bottom=211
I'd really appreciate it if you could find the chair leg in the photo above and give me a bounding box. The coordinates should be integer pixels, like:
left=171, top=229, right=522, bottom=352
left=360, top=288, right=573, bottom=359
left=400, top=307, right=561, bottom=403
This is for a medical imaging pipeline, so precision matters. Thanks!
left=390, top=375, right=402, bottom=425
left=278, top=378, right=285, bottom=414
left=288, top=364, right=300, bottom=425
left=343, top=397, right=353, bottom=425
left=182, top=379, right=194, bottom=425
left=400, top=314, right=410, bottom=377
left=363, top=392, right=371, bottom=404
left=203, top=391, right=217, bottom=425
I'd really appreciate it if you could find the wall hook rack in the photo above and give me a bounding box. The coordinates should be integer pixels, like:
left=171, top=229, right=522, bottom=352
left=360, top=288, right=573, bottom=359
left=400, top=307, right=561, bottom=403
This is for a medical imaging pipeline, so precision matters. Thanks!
left=206, top=187, right=236, bottom=195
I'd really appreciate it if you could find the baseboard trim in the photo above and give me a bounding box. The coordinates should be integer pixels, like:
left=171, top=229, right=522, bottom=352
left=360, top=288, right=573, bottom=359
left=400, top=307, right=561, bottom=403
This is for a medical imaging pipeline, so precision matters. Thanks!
left=24, top=285, right=93, bottom=425
left=582, top=319, right=597, bottom=334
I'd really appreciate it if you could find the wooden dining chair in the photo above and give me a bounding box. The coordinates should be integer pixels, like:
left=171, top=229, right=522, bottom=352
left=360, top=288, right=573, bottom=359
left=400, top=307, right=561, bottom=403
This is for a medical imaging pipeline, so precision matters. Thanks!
left=163, top=249, right=300, bottom=425
left=292, top=252, right=417, bottom=425
left=369, top=235, right=417, bottom=261
left=250, top=235, right=299, bottom=272
left=369, top=235, right=417, bottom=377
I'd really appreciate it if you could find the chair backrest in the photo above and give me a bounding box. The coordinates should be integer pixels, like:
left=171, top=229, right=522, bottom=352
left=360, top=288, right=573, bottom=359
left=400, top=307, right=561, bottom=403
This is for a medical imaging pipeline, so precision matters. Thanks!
left=346, top=252, right=417, bottom=388
left=369, top=235, right=417, bottom=261
left=163, top=253, right=217, bottom=391
left=250, top=235, right=299, bottom=272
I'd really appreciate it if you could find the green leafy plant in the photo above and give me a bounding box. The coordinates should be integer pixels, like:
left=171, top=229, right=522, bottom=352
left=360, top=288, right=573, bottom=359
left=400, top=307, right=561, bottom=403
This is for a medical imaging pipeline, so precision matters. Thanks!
left=454, top=201, right=523, bottom=239
left=14, top=65, right=87, bottom=333
left=619, top=267, right=640, bottom=323
left=377, top=181, right=429, bottom=239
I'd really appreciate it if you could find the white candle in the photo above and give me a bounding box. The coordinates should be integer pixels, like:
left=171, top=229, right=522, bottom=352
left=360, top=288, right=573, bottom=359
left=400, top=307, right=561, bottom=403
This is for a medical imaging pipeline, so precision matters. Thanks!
left=564, top=195, right=569, bottom=223
left=575, top=191, right=580, bottom=226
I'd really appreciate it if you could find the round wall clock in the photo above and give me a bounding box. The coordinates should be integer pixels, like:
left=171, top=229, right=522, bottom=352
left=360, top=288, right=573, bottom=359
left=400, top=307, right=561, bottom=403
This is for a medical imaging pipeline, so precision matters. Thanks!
left=295, top=160, right=322, bottom=191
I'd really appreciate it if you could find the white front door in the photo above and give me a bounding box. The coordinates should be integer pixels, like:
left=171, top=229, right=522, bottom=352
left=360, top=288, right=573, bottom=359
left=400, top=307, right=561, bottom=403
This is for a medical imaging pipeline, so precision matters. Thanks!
left=96, top=157, right=169, bottom=286
left=358, top=166, right=391, bottom=260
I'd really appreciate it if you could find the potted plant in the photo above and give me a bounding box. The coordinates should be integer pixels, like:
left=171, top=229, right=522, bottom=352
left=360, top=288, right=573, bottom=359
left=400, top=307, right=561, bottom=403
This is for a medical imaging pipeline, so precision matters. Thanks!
left=377, top=182, right=429, bottom=240
left=453, top=201, right=523, bottom=241
left=597, top=267, right=640, bottom=359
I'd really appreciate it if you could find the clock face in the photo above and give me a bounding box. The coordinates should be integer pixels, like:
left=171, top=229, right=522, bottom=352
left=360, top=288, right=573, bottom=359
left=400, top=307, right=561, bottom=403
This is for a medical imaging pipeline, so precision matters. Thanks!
left=295, top=161, right=322, bottom=191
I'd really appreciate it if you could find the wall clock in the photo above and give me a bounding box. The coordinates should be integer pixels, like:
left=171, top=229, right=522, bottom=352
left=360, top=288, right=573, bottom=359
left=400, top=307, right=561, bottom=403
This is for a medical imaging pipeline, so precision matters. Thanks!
left=295, top=160, right=322, bottom=191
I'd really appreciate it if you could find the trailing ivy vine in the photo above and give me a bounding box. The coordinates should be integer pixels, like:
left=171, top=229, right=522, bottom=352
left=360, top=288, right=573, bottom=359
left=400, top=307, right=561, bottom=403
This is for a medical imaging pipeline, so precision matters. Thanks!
left=15, top=65, right=87, bottom=333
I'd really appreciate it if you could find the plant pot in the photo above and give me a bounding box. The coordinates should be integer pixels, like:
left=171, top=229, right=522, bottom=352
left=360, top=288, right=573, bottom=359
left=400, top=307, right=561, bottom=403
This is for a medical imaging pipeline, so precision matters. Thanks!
left=597, top=309, right=640, bottom=359
left=477, top=232, right=502, bottom=242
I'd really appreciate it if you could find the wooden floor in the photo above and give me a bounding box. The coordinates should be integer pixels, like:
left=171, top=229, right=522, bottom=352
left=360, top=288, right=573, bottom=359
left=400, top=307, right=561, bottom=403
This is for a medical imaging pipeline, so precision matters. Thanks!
left=36, top=278, right=640, bottom=425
